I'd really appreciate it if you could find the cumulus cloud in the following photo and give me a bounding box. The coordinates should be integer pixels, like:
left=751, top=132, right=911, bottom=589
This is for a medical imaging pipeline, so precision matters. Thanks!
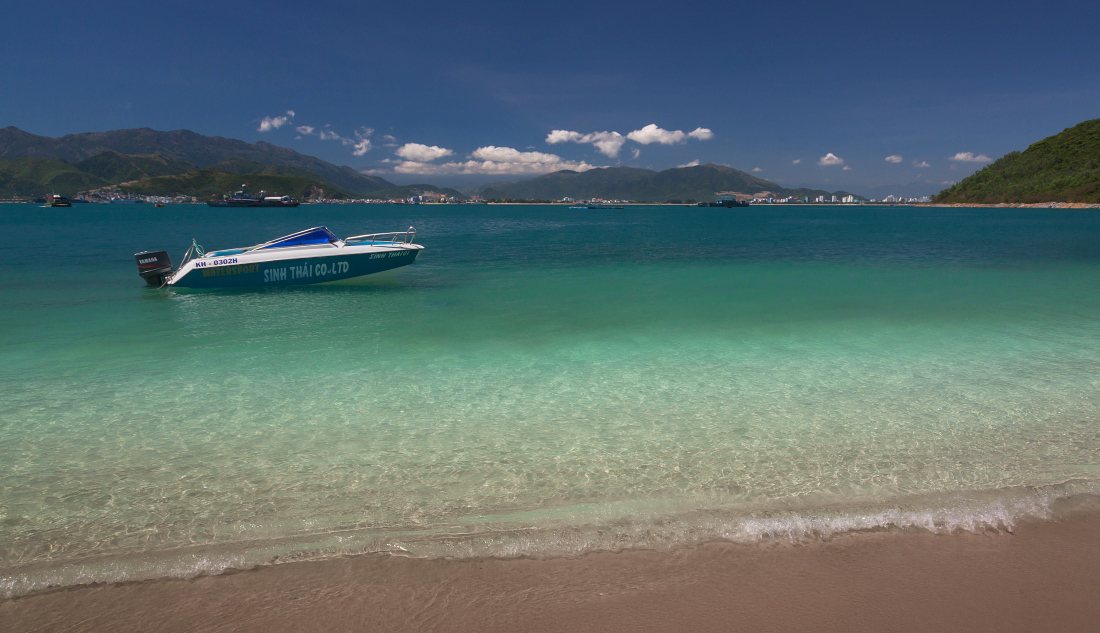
left=319, top=128, right=341, bottom=141
left=631, top=148, right=641, bottom=159
left=913, top=160, right=930, bottom=168
left=383, top=146, right=596, bottom=176
left=258, top=110, right=295, bottom=132
left=353, top=139, right=372, bottom=156
left=792, top=159, right=801, bottom=164
left=545, top=130, right=583, bottom=144
left=627, top=124, right=687, bottom=145
left=885, top=155, right=903, bottom=163
left=296, top=125, right=315, bottom=135
left=949, top=152, right=993, bottom=163
left=546, top=130, right=627, bottom=158
left=687, top=127, right=714, bottom=140
left=678, top=159, right=700, bottom=168
left=818, top=153, right=844, bottom=166
left=396, top=143, right=454, bottom=162
left=842, top=165, right=852, bottom=171
left=752, top=167, right=763, bottom=172
left=381, top=134, right=398, bottom=147
left=471, top=146, right=562, bottom=163
left=351, top=127, right=373, bottom=156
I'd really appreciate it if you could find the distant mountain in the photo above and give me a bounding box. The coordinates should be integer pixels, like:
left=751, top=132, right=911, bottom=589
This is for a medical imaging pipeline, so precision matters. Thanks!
left=0, top=127, right=394, bottom=195
left=0, top=157, right=108, bottom=197
left=476, top=163, right=859, bottom=202
left=74, top=151, right=196, bottom=184
left=119, top=168, right=352, bottom=200
left=0, top=152, right=353, bottom=199
left=934, top=119, right=1100, bottom=203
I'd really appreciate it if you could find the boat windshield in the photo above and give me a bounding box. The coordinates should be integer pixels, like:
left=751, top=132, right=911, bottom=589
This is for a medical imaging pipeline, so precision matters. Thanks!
left=254, top=226, right=339, bottom=250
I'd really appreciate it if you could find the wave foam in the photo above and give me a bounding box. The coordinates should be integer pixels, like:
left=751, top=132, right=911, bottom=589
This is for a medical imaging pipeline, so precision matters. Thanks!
left=4, top=481, right=1099, bottom=599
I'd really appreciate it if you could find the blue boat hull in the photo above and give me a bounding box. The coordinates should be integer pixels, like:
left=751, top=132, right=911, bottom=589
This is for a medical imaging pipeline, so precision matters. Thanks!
left=170, top=249, right=420, bottom=289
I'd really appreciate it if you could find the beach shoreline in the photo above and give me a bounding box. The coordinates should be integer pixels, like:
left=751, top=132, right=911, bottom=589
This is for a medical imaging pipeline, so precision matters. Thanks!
left=5, top=509, right=1100, bottom=633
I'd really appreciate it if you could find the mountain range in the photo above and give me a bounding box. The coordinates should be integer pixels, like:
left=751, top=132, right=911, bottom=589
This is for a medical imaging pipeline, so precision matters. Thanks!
left=0, top=126, right=392, bottom=196
left=476, top=163, right=862, bottom=203
left=1, top=126, right=860, bottom=203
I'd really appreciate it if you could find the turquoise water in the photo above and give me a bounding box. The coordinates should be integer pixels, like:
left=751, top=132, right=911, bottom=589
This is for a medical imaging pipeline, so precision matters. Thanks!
left=2, top=203, right=1099, bottom=596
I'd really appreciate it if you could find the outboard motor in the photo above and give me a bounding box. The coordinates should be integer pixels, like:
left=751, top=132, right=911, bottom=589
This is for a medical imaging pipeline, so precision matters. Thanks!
left=134, top=250, right=173, bottom=286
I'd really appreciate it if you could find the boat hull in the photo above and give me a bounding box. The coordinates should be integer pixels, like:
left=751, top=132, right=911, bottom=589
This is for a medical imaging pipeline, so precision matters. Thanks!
left=169, top=248, right=420, bottom=289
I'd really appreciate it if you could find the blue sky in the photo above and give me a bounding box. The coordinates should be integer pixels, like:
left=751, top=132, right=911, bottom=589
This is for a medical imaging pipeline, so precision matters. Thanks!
left=4, top=0, right=1098, bottom=193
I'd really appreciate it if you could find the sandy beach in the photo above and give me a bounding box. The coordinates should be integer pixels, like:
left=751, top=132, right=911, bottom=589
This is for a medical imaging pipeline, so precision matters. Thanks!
left=4, top=508, right=1099, bottom=633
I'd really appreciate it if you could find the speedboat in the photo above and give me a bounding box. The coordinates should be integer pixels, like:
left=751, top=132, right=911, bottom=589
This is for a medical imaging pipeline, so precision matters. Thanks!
left=135, top=226, right=423, bottom=289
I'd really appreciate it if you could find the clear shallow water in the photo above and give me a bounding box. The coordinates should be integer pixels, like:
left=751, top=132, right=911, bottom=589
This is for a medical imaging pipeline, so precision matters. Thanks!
left=1, top=203, right=1099, bottom=596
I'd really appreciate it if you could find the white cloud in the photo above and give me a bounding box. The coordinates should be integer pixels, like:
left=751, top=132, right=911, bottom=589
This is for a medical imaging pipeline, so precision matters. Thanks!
left=546, top=129, right=627, bottom=158
left=687, top=127, right=714, bottom=140
left=942, top=180, right=957, bottom=185
left=381, top=134, right=398, bottom=147
left=296, top=125, right=315, bottom=135
left=913, top=160, right=930, bottom=168
left=353, top=139, right=372, bottom=156
left=627, top=124, right=686, bottom=145
left=885, top=155, right=903, bottom=163
left=393, top=159, right=595, bottom=176
left=631, top=148, right=641, bottom=159
left=678, top=159, right=700, bottom=168
left=471, top=146, right=562, bottom=163
left=395, top=143, right=454, bottom=162
left=949, top=152, right=993, bottom=163
left=258, top=110, right=295, bottom=132
left=546, top=130, right=583, bottom=144
left=383, top=145, right=596, bottom=176
left=752, top=167, right=763, bottom=172
left=818, top=153, right=844, bottom=166
left=351, top=127, right=373, bottom=155
left=792, top=159, right=801, bottom=164
left=319, top=128, right=341, bottom=141
left=842, top=165, right=852, bottom=171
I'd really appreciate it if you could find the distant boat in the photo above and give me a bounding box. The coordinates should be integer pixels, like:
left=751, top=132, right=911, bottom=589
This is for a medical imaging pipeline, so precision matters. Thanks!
left=569, top=204, right=624, bottom=209
left=697, top=196, right=749, bottom=208
left=109, top=199, right=140, bottom=204
left=208, top=184, right=300, bottom=207
left=44, top=194, right=71, bottom=207
left=154, top=203, right=165, bottom=208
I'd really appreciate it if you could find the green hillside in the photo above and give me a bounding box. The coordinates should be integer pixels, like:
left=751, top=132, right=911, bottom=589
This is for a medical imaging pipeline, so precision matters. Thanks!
left=0, top=126, right=394, bottom=195
left=934, top=119, right=1100, bottom=203
left=74, top=151, right=196, bottom=183
left=0, top=157, right=108, bottom=197
left=119, top=169, right=352, bottom=200
left=478, top=163, right=858, bottom=202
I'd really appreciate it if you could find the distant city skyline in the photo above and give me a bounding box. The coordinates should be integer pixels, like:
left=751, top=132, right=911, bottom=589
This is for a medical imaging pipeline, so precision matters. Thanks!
left=4, top=0, right=1097, bottom=194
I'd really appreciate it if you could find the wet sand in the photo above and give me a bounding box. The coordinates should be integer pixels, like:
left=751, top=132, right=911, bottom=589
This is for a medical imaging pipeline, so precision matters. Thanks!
left=4, top=512, right=1100, bottom=633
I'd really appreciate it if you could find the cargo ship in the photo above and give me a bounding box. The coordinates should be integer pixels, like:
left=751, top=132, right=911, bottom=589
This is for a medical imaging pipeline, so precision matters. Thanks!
left=697, top=195, right=748, bottom=208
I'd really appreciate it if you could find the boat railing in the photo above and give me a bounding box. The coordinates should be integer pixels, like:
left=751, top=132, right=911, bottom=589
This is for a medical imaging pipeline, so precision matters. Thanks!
left=344, top=226, right=417, bottom=246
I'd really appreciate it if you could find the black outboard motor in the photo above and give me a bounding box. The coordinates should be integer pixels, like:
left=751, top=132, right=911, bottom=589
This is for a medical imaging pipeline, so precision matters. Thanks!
left=134, top=250, right=173, bottom=286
